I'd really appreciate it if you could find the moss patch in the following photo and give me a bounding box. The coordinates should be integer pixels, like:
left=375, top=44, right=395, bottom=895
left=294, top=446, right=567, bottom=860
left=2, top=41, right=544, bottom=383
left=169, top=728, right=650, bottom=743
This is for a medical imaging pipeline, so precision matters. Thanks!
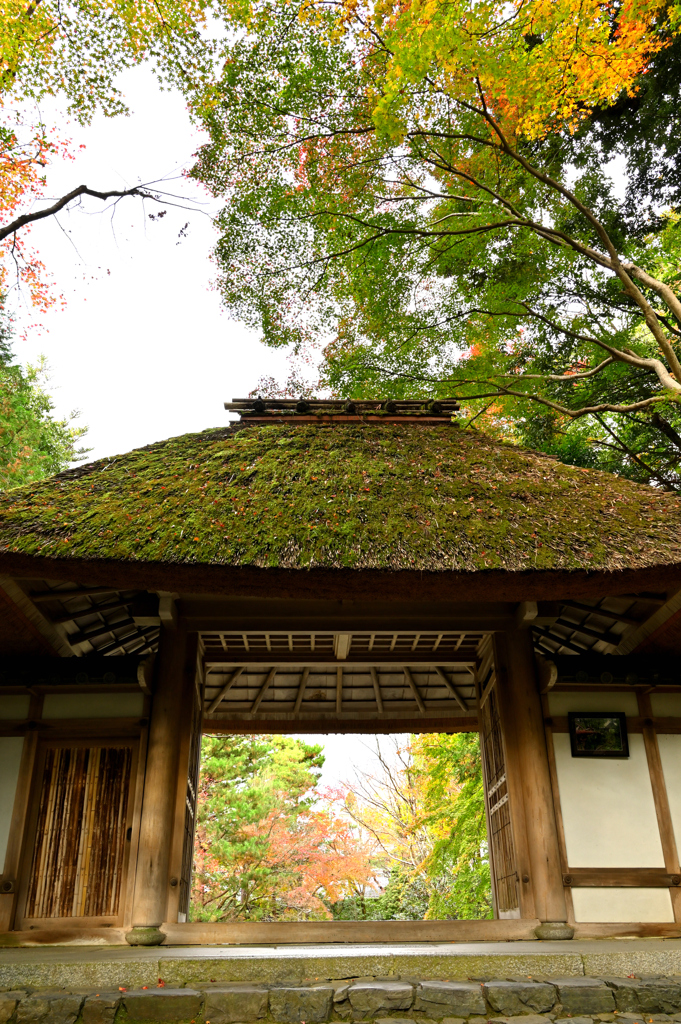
left=0, top=423, right=679, bottom=573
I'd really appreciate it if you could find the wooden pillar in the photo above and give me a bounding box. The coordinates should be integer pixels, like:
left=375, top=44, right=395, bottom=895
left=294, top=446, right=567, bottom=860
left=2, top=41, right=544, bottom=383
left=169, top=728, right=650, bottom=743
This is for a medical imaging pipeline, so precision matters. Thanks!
left=494, top=630, right=572, bottom=937
left=126, top=625, right=195, bottom=945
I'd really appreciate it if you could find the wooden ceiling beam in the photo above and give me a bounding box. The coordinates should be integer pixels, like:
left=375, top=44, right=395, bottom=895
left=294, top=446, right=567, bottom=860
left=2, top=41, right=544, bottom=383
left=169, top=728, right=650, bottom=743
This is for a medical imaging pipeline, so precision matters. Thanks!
left=403, top=666, right=426, bottom=712
left=370, top=666, right=384, bottom=713
left=48, top=597, right=135, bottom=626
left=560, top=599, right=641, bottom=627
left=29, top=586, right=128, bottom=602
left=250, top=667, right=277, bottom=713
left=555, top=616, right=621, bottom=648
left=293, top=667, right=310, bottom=714
left=179, top=597, right=516, bottom=632
left=203, top=654, right=479, bottom=667
left=532, top=625, right=591, bottom=656
left=65, top=616, right=136, bottom=647
left=206, top=665, right=245, bottom=714
left=433, top=666, right=469, bottom=712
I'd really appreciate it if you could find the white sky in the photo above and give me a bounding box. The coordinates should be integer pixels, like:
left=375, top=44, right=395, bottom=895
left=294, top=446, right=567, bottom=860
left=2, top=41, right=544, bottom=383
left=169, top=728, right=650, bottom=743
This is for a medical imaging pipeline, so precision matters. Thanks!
left=8, top=67, right=291, bottom=463
left=296, top=733, right=409, bottom=791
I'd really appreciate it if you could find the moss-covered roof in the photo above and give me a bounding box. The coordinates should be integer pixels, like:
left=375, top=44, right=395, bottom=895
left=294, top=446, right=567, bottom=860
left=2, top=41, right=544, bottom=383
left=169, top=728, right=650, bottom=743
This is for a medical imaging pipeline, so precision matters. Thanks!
left=0, top=423, right=680, bottom=574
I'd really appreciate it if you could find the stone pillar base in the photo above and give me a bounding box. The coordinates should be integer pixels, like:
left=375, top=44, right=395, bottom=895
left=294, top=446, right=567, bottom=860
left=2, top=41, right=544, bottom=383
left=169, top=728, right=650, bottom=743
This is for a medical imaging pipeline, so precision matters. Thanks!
left=535, top=921, right=575, bottom=940
left=125, top=926, right=165, bottom=946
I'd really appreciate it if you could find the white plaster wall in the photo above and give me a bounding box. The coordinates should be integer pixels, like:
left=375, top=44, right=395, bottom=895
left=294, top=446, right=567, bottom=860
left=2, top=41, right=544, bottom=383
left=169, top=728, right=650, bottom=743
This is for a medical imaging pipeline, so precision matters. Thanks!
left=0, top=737, right=24, bottom=873
left=571, top=887, right=674, bottom=923
left=657, top=733, right=681, bottom=855
left=0, top=696, right=30, bottom=719
left=42, top=693, right=144, bottom=719
left=553, top=733, right=664, bottom=866
left=548, top=691, right=639, bottom=715
left=651, top=694, right=681, bottom=717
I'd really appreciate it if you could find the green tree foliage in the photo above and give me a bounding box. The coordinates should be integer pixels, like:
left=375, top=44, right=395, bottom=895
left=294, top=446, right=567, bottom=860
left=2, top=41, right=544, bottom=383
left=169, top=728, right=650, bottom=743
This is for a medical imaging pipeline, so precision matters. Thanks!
left=190, top=0, right=681, bottom=489
left=413, top=734, right=492, bottom=920
left=1, top=0, right=219, bottom=121
left=0, top=306, right=88, bottom=489
left=332, top=864, right=431, bottom=921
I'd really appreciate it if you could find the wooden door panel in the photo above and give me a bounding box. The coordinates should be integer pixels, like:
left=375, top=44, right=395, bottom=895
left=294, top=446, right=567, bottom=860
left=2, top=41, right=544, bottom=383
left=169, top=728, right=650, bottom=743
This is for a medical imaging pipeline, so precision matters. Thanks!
left=19, top=742, right=134, bottom=924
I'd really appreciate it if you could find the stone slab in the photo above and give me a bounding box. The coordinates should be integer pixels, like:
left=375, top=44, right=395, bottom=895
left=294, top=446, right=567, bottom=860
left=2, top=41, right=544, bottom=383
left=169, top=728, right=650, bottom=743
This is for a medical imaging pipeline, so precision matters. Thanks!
left=1, top=940, right=681, bottom=993
left=553, top=979, right=615, bottom=1015
left=348, top=981, right=413, bottom=1014
left=203, top=984, right=269, bottom=1023
left=415, top=982, right=486, bottom=1017
left=269, top=985, right=334, bottom=1023
left=81, top=993, right=122, bottom=1024
left=483, top=981, right=556, bottom=1015
left=488, top=1016, right=552, bottom=1024
left=15, top=991, right=84, bottom=1024
left=121, top=987, right=203, bottom=1022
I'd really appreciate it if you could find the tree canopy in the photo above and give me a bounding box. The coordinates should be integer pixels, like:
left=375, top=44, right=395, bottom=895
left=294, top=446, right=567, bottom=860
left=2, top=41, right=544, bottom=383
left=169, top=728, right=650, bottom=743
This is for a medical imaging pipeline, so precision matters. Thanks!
left=189, top=0, right=681, bottom=488
left=191, top=732, right=491, bottom=922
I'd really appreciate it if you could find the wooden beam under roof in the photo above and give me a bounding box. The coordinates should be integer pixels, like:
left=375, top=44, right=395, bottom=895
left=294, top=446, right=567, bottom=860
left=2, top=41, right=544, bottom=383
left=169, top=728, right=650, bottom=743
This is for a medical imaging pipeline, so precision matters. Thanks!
left=29, top=585, right=128, bottom=602
left=433, top=666, right=469, bottom=712
left=250, top=667, right=277, bottom=713
left=560, top=599, right=642, bottom=628
left=370, top=666, right=384, bottom=713
left=178, top=597, right=517, bottom=632
left=206, top=666, right=245, bottom=714
left=403, top=666, right=426, bottom=712
left=293, top=667, right=310, bottom=714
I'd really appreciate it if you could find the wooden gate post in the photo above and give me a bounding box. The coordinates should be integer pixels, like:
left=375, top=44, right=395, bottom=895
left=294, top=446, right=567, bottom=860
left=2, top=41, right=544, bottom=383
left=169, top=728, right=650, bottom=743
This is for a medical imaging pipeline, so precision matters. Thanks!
left=494, top=630, right=573, bottom=939
left=126, top=625, right=196, bottom=946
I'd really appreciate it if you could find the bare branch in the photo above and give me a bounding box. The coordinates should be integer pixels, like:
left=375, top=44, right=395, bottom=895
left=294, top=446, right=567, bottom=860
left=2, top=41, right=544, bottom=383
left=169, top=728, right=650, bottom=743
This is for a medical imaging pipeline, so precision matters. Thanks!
left=0, top=184, right=152, bottom=242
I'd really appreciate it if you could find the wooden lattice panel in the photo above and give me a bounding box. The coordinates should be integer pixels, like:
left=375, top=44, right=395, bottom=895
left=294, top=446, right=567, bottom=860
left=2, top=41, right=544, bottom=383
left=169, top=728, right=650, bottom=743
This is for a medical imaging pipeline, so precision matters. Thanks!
left=478, top=641, right=519, bottom=916
left=25, top=745, right=132, bottom=919
left=201, top=631, right=484, bottom=663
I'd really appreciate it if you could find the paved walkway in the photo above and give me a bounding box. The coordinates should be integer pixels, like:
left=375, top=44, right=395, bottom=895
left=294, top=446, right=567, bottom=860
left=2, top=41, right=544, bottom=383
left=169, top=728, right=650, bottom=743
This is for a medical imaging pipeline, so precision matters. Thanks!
left=2, top=939, right=681, bottom=990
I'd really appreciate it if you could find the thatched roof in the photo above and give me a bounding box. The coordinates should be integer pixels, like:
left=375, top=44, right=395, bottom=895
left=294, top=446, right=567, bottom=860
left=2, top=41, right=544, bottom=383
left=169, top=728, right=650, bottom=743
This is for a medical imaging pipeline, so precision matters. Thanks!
left=0, top=423, right=679, bottom=581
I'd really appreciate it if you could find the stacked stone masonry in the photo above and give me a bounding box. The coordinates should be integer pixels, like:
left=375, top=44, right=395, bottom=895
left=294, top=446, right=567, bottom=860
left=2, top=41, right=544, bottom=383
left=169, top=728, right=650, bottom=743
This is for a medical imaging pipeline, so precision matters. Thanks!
left=4, top=975, right=681, bottom=1024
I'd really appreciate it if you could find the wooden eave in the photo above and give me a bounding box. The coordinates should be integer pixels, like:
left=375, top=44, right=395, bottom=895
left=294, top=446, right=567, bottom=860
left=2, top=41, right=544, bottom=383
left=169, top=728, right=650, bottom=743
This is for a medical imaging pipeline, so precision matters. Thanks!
left=1, top=550, right=681, bottom=603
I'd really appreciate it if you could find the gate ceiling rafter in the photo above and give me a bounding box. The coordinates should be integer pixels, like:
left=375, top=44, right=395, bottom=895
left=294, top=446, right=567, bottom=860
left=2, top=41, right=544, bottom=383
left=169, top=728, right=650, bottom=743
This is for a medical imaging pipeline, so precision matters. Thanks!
left=200, top=630, right=482, bottom=729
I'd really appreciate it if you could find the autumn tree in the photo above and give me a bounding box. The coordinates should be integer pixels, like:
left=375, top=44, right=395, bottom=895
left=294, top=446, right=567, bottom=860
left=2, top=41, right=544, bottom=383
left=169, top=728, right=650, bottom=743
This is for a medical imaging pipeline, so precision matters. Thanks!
left=191, top=0, right=681, bottom=488
left=339, top=737, right=434, bottom=919
left=339, top=734, right=490, bottom=920
left=191, top=734, right=377, bottom=921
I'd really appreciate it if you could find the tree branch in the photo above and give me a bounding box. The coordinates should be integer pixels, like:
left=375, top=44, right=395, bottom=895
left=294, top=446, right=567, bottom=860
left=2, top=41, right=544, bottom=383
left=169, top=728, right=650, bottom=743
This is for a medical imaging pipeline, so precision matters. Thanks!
left=651, top=411, right=681, bottom=453
left=592, top=413, right=677, bottom=491
left=0, top=184, right=152, bottom=242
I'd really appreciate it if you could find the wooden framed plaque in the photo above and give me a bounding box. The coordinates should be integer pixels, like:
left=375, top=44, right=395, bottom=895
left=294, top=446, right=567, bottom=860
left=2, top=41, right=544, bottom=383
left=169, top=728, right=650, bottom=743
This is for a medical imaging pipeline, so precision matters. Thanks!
left=568, top=711, right=629, bottom=758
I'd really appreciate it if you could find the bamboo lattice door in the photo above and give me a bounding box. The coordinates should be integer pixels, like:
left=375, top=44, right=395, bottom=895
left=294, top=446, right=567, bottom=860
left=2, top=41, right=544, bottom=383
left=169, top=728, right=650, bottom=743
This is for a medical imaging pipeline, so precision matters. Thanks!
left=477, top=640, right=520, bottom=917
left=24, top=744, right=133, bottom=920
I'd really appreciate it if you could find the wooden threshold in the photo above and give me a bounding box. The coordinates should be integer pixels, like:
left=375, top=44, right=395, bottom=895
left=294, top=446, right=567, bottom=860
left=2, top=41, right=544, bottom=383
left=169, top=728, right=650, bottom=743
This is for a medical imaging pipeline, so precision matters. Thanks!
left=160, top=918, right=540, bottom=944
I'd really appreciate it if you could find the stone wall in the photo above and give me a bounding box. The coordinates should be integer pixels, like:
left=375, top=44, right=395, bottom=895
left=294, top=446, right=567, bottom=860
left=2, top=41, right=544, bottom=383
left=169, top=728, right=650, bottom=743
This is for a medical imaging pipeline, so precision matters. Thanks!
left=4, top=973, right=681, bottom=1024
